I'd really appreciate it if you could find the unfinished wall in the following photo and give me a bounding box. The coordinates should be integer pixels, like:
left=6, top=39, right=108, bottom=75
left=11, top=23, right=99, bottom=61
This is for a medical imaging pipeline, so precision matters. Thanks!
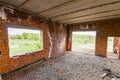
left=69, top=19, right=120, bottom=57
left=0, top=7, right=67, bottom=74
left=113, top=37, right=119, bottom=53
left=47, top=22, right=67, bottom=57
left=113, top=37, right=120, bottom=59
left=95, top=31, right=107, bottom=57
left=66, top=26, right=72, bottom=51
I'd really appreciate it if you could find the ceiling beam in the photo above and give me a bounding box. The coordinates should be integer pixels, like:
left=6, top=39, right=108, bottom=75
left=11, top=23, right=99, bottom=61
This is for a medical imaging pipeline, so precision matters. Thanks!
left=65, top=14, right=120, bottom=24
left=50, top=0, right=120, bottom=18
left=37, top=0, right=77, bottom=14
left=52, top=2, right=120, bottom=21
left=19, top=0, right=32, bottom=7
left=61, top=9, right=120, bottom=23
left=0, top=1, right=46, bottom=19
left=59, top=9, right=120, bottom=22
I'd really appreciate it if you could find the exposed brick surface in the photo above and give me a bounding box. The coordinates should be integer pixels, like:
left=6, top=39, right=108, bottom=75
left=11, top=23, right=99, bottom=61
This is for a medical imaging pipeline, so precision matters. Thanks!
left=113, top=37, right=120, bottom=59
left=95, top=31, right=107, bottom=57
left=70, top=19, right=120, bottom=58
left=113, top=37, right=120, bottom=53
left=0, top=7, right=67, bottom=74
left=113, top=37, right=119, bottom=53
left=66, top=26, right=72, bottom=51
left=47, top=22, right=67, bottom=57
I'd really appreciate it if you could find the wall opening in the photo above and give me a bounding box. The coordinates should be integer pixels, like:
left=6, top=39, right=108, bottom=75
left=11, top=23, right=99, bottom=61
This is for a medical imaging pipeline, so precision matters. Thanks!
left=72, top=31, right=96, bottom=54
left=107, top=37, right=119, bottom=59
left=8, top=27, right=43, bottom=57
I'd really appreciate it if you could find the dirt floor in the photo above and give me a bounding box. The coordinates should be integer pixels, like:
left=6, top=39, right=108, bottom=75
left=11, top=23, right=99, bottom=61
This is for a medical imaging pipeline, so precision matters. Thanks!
left=2, top=51, right=120, bottom=80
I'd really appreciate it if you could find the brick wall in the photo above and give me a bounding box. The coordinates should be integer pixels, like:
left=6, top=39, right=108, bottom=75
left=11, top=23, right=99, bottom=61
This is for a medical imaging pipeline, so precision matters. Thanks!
left=113, top=37, right=120, bottom=53
left=95, top=31, right=107, bottom=57
left=69, top=19, right=120, bottom=57
left=66, top=26, right=72, bottom=51
left=0, top=7, right=67, bottom=74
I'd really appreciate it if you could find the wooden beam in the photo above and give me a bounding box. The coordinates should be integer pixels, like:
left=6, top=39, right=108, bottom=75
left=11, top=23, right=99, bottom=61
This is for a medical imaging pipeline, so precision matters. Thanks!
left=37, top=0, right=74, bottom=14
left=50, top=0, right=120, bottom=18
left=60, top=9, right=120, bottom=23
left=52, top=2, right=120, bottom=21
left=65, top=14, right=120, bottom=24
left=0, top=1, right=46, bottom=19
left=59, top=9, right=120, bottom=22
left=19, top=0, right=32, bottom=7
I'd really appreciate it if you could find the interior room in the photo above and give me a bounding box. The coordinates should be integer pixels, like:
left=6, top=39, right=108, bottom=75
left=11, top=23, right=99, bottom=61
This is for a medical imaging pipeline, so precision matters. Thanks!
left=0, top=0, right=120, bottom=80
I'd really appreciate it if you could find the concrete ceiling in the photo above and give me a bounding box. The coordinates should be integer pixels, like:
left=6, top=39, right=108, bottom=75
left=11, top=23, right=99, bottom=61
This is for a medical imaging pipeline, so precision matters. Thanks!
left=0, top=0, right=120, bottom=24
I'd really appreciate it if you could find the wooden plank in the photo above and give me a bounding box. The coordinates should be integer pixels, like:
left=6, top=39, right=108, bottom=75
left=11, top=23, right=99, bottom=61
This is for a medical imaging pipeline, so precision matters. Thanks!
left=64, top=14, right=120, bottom=24
left=52, top=2, right=120, bottom=21
left=0, top=0, right=26, bottom=6
left=0, top=1, right=45, bottom=19
left=19, top=0, right=32, bottom=7
left=61, top=9, right=120, bottom=23
left=37, top=0, right=73, bottom=14
left=21, top=0, right=72, bottom=13
left=39, top=0, right=120, bottom=18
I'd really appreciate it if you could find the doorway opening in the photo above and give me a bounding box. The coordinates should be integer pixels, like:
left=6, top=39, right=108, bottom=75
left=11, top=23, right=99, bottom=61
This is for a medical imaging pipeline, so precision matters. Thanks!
left=107, top=37, right=119, bottom=59
left=72, top=31, right=96, bottom=54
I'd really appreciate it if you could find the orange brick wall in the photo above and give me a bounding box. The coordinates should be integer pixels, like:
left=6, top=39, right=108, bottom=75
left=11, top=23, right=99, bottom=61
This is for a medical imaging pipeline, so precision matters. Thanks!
left=0, top=7, right=67, bottom=74
left=95, top=31, right=107, bottom=57
left=70, top=19, right=120, bottom=57
left=113, top=37, right=120, bottom=53
left=66, top=26, right=72, bottom=51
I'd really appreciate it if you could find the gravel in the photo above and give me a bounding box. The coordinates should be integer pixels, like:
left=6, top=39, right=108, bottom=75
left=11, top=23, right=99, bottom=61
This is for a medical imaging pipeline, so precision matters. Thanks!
left=2, top=51, right=120, bottom=80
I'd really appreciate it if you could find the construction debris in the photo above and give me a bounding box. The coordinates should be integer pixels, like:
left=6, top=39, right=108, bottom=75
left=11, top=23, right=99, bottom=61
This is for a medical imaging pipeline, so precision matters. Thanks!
left=101, top=69, right=120, bottom=80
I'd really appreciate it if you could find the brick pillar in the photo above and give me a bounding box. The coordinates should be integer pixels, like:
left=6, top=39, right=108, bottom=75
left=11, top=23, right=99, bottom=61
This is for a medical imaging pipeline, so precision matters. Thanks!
left=66, top=27, right=72, bottom=51
left=0, top=26, right=9, bottom=74
left=95, top=31, right=107, bottom=57
left=0, top=26, right=9, bottom=57
left=118, top=51, right=120, bottom=59
left=113, top=37, right=119, bottom=53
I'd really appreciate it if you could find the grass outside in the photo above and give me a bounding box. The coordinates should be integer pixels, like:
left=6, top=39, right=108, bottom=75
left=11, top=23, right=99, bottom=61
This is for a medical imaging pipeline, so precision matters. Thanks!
left=72, top=34, right=96, bottom=50
left=72, top=34, right=114, bottom=52
left=9, top=39, right=41, bottom=57
left=107, top=37, right=114, bottom=52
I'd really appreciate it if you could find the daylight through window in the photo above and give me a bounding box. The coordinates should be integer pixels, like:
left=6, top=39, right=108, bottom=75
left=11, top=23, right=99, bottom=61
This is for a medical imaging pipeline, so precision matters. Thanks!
left=72, top=31, right=96, bottom=54
left=8, top=27, right=42, bottom=57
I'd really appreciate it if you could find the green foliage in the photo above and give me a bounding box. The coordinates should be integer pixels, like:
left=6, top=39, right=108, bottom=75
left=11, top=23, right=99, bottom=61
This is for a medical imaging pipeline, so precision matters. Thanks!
left=72, top=34, right=114, bottom=52
left=9, top=33, right=40, bottom=41
left=72, top=34, right=96, bottom=49
left=72, top=34, right=95, bottom=44
left=9, top=33, right=41, bottom=57
left=35, top=42, right=41, bottom=49
left=107, top=37, right=114, bottom=52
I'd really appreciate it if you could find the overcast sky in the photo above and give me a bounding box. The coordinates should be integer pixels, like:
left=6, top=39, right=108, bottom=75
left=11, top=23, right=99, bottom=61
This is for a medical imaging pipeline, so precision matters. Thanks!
left=8, top=28, right=40, bottom=35
left=8, top=28, right=95, bottom=36
left=73, top=31, right=96, bottom=36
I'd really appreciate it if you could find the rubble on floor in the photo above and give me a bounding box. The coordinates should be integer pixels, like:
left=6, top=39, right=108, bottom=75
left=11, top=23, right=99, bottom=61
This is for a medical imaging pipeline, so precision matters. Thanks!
left=2, top=52, right=120, bottom=80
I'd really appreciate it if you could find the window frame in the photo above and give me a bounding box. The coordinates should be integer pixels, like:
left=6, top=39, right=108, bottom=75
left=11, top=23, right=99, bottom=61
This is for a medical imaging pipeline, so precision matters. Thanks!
left=7, top=26, right=43, bottom=57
